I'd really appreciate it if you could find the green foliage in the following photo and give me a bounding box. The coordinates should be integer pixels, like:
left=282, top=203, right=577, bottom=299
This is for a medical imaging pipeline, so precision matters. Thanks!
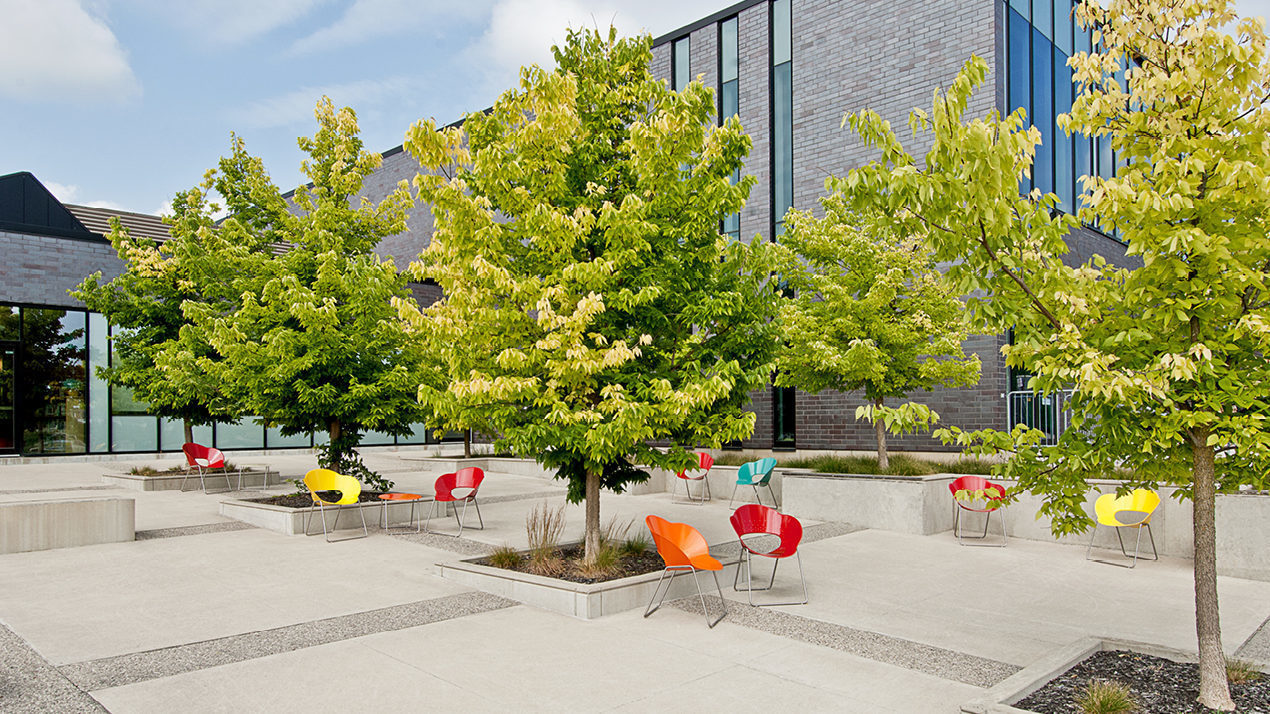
left=577, top=542, right=622, bottom=579
left=778, top=453, right=995, bottom=476
left=620, top=533, right=651, bottom=557
left=316, top=434, right=392, bottom=492
left=1076, top=680, right=1137, bottom=714
left=1226, top=658, right=1263, bottom=685
left=488, top=545, right=524, bottom=570
left=772, top=195, right=980, bottom=464
left=401, top=27, right=779, bottom=560
left=172, top=98, right=426, bottom=470
left=526, top=501, right=568, bottom=576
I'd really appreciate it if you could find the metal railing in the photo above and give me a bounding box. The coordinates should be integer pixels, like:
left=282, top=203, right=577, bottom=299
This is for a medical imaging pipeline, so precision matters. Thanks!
left=1006, top=390, right=1074, bottom=446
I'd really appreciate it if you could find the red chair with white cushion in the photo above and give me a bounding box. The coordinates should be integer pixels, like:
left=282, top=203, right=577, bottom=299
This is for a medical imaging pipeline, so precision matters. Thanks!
left=674, top=452, right=715, bottom=504
left=180, top=442, right=232, bottom=493
left=424, top=466, right=485, bottom=537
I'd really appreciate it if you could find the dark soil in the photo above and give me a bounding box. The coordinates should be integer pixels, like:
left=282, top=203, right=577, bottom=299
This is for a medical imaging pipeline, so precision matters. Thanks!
left=247, top=491, right=386, bottom=508
left=475, top=544, right=667, bottom=584
left=1017, top=650, right=1270, bottom=713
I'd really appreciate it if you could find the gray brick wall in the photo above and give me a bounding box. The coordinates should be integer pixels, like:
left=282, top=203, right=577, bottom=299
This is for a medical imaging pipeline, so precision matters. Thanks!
left=0, top=230, right=124, bottom=308
left=360, top=147, right=432, bottom=271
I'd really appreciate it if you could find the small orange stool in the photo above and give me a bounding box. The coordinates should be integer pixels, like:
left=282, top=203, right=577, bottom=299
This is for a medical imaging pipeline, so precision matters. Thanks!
left=378, top=493, right=424, bottom=533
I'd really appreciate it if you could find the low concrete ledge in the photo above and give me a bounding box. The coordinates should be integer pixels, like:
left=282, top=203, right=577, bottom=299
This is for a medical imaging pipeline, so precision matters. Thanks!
left=960, top=637, right=1225, bottom=713
left=101, top=468, right=281, bottom=492
left=783, top=472, right=957, bottom=535
left=219, top=496, right=447, bottom=536
left=439, top=551, right=741, bottom=620
left=0, top=496, right=135, bottom=554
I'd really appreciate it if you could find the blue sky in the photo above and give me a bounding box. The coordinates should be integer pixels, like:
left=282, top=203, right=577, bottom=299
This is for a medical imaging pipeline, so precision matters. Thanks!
left=0, top=0, right=729, bottom=215
left=2, top=0, right=1268, bottom=216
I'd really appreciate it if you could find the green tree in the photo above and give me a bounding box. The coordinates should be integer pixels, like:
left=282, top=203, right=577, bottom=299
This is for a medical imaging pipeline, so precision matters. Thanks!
left=836, top=0, right=1270, bottom=706
left=772, top=196, right=980, bottom=469
left=184, top=98, right=423, bottom=487
left=74, top=188, right=239, bottom=444
left=399, top=27, right=779, bottom=563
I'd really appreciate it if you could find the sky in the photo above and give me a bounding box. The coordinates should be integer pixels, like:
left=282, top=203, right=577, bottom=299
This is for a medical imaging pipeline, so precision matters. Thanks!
left=1, top=0, right=1269, bottom=216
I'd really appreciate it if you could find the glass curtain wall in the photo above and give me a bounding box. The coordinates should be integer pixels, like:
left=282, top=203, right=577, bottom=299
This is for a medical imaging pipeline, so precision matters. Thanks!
left=719, top=16, right=741, bottom=241
left=771, top=0, right=796, bottom=447
left=1004, top=0, right=1112, bottom=225
left=0, top=302, right=446, bottom=455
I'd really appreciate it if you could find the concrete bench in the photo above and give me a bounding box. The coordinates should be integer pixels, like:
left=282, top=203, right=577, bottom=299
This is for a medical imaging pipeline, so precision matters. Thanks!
left=0, top=496, right=135, bottom=554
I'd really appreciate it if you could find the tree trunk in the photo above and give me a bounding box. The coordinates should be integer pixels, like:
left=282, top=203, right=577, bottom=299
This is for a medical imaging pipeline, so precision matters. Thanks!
left=1191, top=427, right=1235, bottom=710
left=328, top=419, right=342, bottom=470
left=874, top=398, right=889, bottom=471
left=583, top=468, right=601, bottom=565
left=464, top=430, right=471, bottom=459
left=183, top=419, right=194, bottom=445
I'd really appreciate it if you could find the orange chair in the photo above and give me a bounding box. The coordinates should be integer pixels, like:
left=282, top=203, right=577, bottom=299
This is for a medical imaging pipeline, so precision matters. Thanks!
left=674, top=452, right=715, bottom=504
left=643, top=515, right=727, bottom=628
left=180, top=442, right=232, bottom=493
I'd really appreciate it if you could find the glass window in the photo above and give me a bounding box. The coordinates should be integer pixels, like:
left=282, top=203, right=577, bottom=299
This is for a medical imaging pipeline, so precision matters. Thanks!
left=266, top=426, right=312, bottom=448
left=0, top=305, right=17, bottom=341
left=1077, top=25, right=1092, bottom=55
left=772, top=0, right=791, bottom=65
left=1007, top=9, right=1031, bottom=118
left=1054, top=47, right=1073, bottom=212
left=773, top=387, right=796, bottom=446
left=1032, top=27, right=1054, bottom=196
left=721, top=17, right=738, bottom=82
left=88, top=312, right=109, bottom=452
left=360, top=429, right=396, bottom=446
left=1032, top=0, right=1053, bottom=39
left=21, top=309, right=87, bottom=454
left=1053, top=0, right=1073, bottom=54
left=161, top=418, right=212, bottom=451
left=215, top=418, right=264, bottom=450
left=774, top=62, right=793, bottom=231
left=673, top=36, right=690, bottom=90
left=112, top=416, right=157, bottom=452
left=399, top=422, right=433, bottom=445
left=1009, top=0, right=1030, bottom=19
left=0, top=342, right=14, bottom=452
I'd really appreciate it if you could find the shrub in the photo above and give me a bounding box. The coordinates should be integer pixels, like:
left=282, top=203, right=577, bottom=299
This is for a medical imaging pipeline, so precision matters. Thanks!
left=1076, top=680, right=1136, bottom=714
left=621, top=533, right=651, bottom=557
left=488, top=545, right=523, bottom=570
left=598, top=516, right=634, bottom=548
left=577, top=542, right=622, bottom=580
left=1226, top=658, right=1263, bottom=684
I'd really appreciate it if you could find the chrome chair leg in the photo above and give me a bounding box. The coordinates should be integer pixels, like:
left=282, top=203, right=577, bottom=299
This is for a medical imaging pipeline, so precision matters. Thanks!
left=765, top=482, right=779, bottom=509
left=694, top=568, right=726, bottom=628
left=644, top=569, right=679, bottom=619
left=728, top=484, right=740, bottom=509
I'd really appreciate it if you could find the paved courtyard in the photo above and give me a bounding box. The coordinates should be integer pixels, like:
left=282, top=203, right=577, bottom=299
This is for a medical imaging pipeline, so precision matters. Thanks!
left=1, top=451, right=1267, bottom=713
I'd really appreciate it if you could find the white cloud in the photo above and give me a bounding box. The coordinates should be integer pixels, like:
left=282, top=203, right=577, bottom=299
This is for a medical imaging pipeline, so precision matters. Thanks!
left=462, top=0, right=730, bottom=106
left=139, top=0, right=332, bottom=45
left=0, top=0, right=140, bottom=104
left=43, top=181, right=81, bottom=203
left=80, top=199, right=129, bottom=210
left=288, top=0, right=492, bottom=56
left=228, top=76, right=422, bottom=130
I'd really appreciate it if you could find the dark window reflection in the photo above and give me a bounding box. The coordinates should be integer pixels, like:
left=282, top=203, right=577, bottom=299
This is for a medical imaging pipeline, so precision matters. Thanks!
left=20, top=309, right=87, bottom=454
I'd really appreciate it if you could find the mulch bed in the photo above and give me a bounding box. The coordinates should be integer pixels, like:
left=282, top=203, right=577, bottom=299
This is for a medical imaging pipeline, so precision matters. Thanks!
left=474, top=544, right=667, bottom=584
left=246, top=491, right=387, bottom=508
left=1017, top=650, right=1269, bottom=713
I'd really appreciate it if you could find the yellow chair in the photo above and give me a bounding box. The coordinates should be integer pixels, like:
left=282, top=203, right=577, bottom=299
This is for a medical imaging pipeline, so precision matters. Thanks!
left=1086, top=489, right=1160, bottom=568
left=303, top=468, right=368, bottom=542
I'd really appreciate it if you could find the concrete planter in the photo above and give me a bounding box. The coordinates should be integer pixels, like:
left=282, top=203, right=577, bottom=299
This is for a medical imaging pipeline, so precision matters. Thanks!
left=959, top=637, right=1259, bottom=713
left=101, top=468, right=281, bottom=492
left=219, top=496, right=446, bottom=536
left=783, top=472, right=957, bottom=535
left=439, top=549, right=740, bottom=620
left=0, top=496, right=135, bottom=554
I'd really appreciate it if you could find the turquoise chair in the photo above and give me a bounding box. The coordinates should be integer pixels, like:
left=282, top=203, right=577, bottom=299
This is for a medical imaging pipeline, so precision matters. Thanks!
left=730, top=457, right=779, bottom=509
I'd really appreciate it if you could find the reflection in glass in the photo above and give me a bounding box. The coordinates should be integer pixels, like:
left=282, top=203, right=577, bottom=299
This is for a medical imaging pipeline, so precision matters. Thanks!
left=0, top=343, right=14, bottom=451
left=215, top=418, right=265, bottom=449
left=111, top=415, right=157, bottom=452
left=773, top=386, right=796, bottom=446
left=266, top=426, right=312, bottom=448
left=1054, top=46, right=1073, bottom=212
left=89, top=312, right=109, bottom=452
left=21, top=309, right=86, bottom=454
left=673, top=36, right=690, bottom=90
left=1032, top=27, right=1054, bottom=196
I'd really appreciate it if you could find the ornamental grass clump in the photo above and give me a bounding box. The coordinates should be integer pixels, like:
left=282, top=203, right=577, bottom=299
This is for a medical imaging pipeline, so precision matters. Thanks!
left=1076, top=680, right=1137, bottom=714
left=488, top=545, right=523, bottom=570
left=1226, top=658, right=1263, bottom=685
left=526, top=501, right=567, bottom=577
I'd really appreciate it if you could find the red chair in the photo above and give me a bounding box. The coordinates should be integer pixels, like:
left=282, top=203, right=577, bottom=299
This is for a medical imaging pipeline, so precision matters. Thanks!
left=180, top=442, right=232, bottom=493
left=644, top=515, right=727, bottom=627
left=729, top=504, right=808, bottom=606
left=948, top=475, right=1009, bottom=547
left=424, top=466, right=485, bottom=537
left=674, top=452, right=715, bottom=504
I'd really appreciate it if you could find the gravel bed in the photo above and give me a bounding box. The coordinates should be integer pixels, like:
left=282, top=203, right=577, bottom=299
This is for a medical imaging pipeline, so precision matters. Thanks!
left=1017, top=650, right=1270, bottom=713
left=473, top=543, right=667, bottom=584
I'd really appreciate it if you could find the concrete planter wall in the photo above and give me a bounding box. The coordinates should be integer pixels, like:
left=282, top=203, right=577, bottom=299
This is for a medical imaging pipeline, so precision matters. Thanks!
left=219, top=496, right=446, bottom=536
left=783, top=472, right=1270, bottom=581
left=0, top=496, right=134, bottom=554
left=439, top=551, right=740, bottom=620
left=101, top=468, right=281, bottom=492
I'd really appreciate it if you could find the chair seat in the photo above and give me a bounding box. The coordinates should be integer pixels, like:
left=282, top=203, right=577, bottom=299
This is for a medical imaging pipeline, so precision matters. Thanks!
left=378, top=492, right=423, bottom=502
left=677, top=472, right=707, bottom=481
left=955, top=502, right=1003, bottom=513
left=687, top=554, right=723, bottom=571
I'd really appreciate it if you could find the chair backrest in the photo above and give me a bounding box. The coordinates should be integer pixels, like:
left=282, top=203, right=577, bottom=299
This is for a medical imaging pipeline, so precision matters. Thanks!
left=948, top=475, right=1005, bottom=499
left=738, top=457, right=778, bottom=485
left=436, top=466, right=485, bottom=499
left=645, top=514, right=711, bottom=568
left=182, top=442, right=225, bottom=469
left=303, top=468, right=361, bottom=505
left=1094, top=489, right=1160, bottom=526
left=729, top=503, right=803, bottom=554
left=677, top=452, right=715, bottom=479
